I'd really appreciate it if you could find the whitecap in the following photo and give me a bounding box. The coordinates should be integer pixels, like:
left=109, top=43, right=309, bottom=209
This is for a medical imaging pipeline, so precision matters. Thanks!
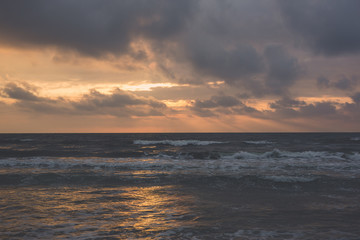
left=261, top=175, right=317, bottom=182
left=133, top=140, right=225, bottom=146
left=20, top=139, right=33, bottom=142
left=243, top=140, right=274, bottom=144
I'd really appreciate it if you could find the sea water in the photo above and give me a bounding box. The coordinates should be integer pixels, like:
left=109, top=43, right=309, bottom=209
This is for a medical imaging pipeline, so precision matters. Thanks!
left=0, top=133, right=359, bottom=239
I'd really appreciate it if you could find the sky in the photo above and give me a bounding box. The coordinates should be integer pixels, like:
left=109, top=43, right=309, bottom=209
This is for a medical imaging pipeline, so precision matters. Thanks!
left=0, top=0, right=360, bottom=132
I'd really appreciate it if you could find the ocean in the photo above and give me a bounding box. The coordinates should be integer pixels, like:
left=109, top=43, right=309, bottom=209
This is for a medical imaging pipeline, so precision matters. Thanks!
left=0, top=133, right=360, bottom=239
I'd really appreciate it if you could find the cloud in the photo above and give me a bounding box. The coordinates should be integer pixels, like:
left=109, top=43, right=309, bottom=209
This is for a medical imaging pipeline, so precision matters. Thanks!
left=332, top=76, right=358, bottom=91
left=267, top=97, right=359, bottom=121
left=279, top=0, right=360, bottom=56
left=264, top=45, right=301, bottom=95
left=1, top=83, right=167, bottom=117
left=0, top=0, right=196, bottom=57
left=317, top=76, right=330, bottom=89
left=0, top=1, right=319, bottom=99
left=272, top=97, right=337, bottom=117
left=72, top=88, right=167, bottom=116
left=189, top=93, right=360, bottom=123
left=299, top=102, right=337, bottom=117
left=351, top=92, right=360, bottom=104
left=74, top=89, right=146, bottom=110
left=185, top=41, right=301, bottom=97
left=194, top=0, right=287, bottom=44
left=193, top=95, right=241, bottom=109
left=1, top=83, right=42, bottom=101
left=269, top=96, right=306, bottom=109
left=190, top=94, right=260, bottom=117
left=316, top=75, right=358, bottom=91
left=186, top=39, right=264, bottom=84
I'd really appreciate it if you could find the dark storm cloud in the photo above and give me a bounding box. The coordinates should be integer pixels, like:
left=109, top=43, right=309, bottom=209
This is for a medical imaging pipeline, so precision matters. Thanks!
left=279, top=0, right=360, bottom=56
left=2, top=0, right=359, bottom=104
left=0, top=0, right=304, bottom=97
left=179, top=0, right=294, bottom=93
left=264, top=45, right=301, bottom=95
left=186, top=42, right=301, bottom=97
left=187, top=40, right=264, bottom=83
left=194, top=0, right=287, bottom=45
left=1, top=83, right=167, bottom=117
left=0, top=0, right=196, bottom=56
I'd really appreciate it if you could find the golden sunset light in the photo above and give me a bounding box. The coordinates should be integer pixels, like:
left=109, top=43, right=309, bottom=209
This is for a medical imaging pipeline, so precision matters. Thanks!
left=0, top=0, right=359, bottom=132
left=1, top=2, right=360, bottom=239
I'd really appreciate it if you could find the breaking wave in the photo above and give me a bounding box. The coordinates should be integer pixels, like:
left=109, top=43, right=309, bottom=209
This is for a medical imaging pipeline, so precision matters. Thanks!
left=1, top=149, right=360, bottom=181
left=243, top=140, right=274, bottom=144
left=133, top=139, right=225, bottom=146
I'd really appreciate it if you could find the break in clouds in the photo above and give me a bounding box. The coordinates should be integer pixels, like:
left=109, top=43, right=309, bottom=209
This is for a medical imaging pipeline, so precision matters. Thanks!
left=0, top=0, right=360, bottom=130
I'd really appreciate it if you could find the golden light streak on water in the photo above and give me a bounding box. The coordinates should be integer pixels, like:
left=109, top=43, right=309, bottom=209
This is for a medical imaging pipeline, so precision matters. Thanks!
left=0, top=185, right=197, bottom=239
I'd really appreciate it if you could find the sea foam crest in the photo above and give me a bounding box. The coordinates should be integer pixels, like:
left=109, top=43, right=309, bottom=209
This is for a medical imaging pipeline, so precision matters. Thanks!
left=261, top=175, right=317, bottom=182
left=1, top=149, right=360, bottom=179
left=227, top=149, right=345, bottom=160
left=349, top=152, right=360, bottom=161
left=133, top=140, right=225, bottom=146
left=243, top=140, right=274, bottom=145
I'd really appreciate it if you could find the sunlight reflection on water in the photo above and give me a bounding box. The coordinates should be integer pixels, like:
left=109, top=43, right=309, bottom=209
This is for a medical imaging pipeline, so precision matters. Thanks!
left=0, top=185, right=197, bottom=239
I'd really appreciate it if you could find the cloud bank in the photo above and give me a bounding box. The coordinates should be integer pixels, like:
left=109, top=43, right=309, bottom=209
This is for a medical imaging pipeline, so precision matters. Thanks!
left=0, top=0, right=360, bottom=131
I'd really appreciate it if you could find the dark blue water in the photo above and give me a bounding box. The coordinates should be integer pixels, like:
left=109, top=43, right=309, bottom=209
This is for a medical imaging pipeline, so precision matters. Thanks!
left=1, top=133, right=360, bottom=239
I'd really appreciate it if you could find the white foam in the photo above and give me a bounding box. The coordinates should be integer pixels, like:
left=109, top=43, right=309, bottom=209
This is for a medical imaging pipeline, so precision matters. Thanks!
left=225, top=149, right=344, bottom=160
left=348, top=152, right=360, bottom=161
left=133, top=140, right=225, bottom=146
left=20, top=139, right=33, bottom=142
left=243, top=140, right=274, bottom=145
left=1, top=150, right=359, bottom=179
left=231, top=229, right=303, bottom=239
left=351, top=137, right=360, bottom=141
left=261, top=175, right=317, bottom=182
left=228, top=151, right=259, bottom=159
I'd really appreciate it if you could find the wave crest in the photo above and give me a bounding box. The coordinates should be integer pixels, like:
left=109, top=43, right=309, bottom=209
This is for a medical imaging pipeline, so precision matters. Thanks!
left=133, top=140, right=225, bottom=146
left=243, top=140, right=274, bottom=145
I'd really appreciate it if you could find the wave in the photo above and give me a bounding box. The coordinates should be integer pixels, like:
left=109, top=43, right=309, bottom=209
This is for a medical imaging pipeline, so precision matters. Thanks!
left=1, top=149, right=360, bottom=180
left=20, top=138, right=34, bottom=142
left=1, top=170, right=359, bottom=189
left=243, top=140, right=274, bottom=145
left=133, top=140, right=225, bottom=146
left=350, top=137, right=360, bottom=141
left=261, top=175, right=317, bottom=182
left=226, top=148, right=350, bottom=160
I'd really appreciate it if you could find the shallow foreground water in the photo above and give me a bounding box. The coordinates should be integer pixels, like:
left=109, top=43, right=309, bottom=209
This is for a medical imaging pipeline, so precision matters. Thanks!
left=1, top=133, right=360, bottom=239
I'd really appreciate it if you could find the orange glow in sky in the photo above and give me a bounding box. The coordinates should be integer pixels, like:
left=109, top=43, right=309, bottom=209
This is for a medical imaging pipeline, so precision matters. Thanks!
left=1, top=1, right=360, bottom=132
